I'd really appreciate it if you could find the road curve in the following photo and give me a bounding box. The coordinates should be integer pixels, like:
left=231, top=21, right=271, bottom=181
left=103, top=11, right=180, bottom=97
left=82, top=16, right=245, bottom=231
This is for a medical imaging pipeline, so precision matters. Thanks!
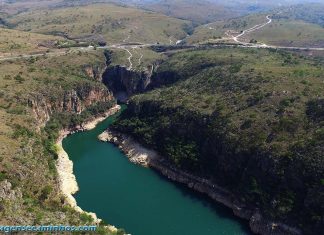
left=1, top=39, right=324, bottom=64
left=122, top=47, right=133, bottom=70
left=233, top=15, right=272, bottom=44
left=138, top=53, right=143, bottom=66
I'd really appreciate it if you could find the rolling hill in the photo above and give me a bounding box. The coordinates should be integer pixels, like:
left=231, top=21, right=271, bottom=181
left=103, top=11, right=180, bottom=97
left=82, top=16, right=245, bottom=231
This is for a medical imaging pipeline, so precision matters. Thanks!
left=4, top=3, right=192, bottom=45
left=0, top=27, right=69, bottom=56
left=248, top=18, right=324, bottom=48
left=140, top=0, right=237, bottom=25
left=1, top=1, right=324, bottom=234
left=0, top=0, right=63, bottom=14
left=273, top=3, right=324, bottom=27
left=187, top=4, right=324, bottom=48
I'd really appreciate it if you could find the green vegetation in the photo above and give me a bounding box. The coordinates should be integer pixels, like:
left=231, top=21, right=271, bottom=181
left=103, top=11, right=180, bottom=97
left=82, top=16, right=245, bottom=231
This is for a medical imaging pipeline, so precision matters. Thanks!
left=44, top=100, right=115, bottom=159
left=277, top=3, right=324, bottom=27
left=107, top=47, right=165, bottom=71
left=56, top=40, right=90, bottom=48
left=5, top=3, right=191, bottom=45
left=306, top=99, right=324, bottom=122
left=0, top=28, right=66, bottom=54
left=113, top=47, right=324, bottom=234
left=187, top=14, right=267, bottom=44
left=249, top=18, right=324, bottom=48
left=142, top=0, right=237, bottom=25
left=188, top=8, right=324, bottom=47
left=1, top=1, right=324, bottom=234
left=0, top=46, right=118, bottom=234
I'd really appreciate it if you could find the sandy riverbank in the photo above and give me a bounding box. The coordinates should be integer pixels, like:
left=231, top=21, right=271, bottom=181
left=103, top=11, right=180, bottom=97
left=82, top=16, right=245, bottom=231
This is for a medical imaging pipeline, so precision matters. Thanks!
left=55, top=105, right=121, bottom=225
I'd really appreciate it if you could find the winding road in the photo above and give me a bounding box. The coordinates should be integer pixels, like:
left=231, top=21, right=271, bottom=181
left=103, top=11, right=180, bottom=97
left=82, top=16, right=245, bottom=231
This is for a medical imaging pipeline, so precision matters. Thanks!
left=122, top=47, right=133, bottom=70
left=0, top=43, right=145, bottom=70
left=120, top=45, right=145, bottom=70
left=1, top=15, right=324, bottom=65
left=138, top=53, right=143, bottom=66
left=1, top=41, right=324, bottom=65
left=233, top=15, right=272, bottom=44
left=229, top=14, right=324, bottom=51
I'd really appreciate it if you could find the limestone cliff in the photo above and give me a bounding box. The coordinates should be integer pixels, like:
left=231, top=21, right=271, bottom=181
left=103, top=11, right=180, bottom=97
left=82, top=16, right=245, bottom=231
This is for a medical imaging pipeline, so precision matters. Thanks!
left=102, top=63, right=181, bottom=102
left=28, top=84, right=114, bottom=126
left=101, top=49, right=180, bottom=101
left=102, top=65, right=151, bottom=101
left=83, top=63, right=107, bottom=82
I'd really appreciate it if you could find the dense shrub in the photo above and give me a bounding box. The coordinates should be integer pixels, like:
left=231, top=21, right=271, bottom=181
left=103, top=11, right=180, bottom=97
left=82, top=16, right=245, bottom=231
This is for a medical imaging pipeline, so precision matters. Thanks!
left=112, top=48, right=324, bottom=234
left=43, top=100, right=115, bottom=159
left=306, top=99, right=324, bottom=122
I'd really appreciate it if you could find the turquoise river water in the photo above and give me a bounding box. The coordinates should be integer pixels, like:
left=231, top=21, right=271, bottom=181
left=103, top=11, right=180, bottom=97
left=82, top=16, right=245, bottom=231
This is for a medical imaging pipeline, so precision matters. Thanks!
left=62, top=108, right=252, bottom=235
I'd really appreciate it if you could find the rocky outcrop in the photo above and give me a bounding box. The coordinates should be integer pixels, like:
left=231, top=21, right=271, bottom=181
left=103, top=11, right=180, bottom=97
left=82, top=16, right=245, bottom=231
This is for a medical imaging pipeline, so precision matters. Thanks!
left=98, top=129, right=157, bottom=166
left=102, top=65, right=152, bottom=101
left=249, top=211, right=302, bottom=235
left=102, top=48, right=184, bottom=102
left=28, top=84, right=114, bottom=126
left=0, top=180, right=22, bottom=202
left=102, top=64, right=183, bottom=102
left=100, top=129, right=303, bottom=235
left=83, top=64, right=107, bottom=82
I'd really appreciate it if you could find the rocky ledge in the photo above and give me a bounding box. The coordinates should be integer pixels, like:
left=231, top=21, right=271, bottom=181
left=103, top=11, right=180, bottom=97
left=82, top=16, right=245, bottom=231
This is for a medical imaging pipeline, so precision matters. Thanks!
left=98, top=130, right=157, bottom=166
left=99, top=129, right=303, bottom=235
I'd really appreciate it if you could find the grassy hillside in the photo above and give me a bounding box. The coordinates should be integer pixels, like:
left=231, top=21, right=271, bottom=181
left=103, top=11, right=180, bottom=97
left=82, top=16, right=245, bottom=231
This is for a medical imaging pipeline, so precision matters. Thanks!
left=277, top=3, right=324, bottom=27
left=187, top=13, right=267, bottom=44
left=5, top=3, right=191, bottom=44
left=210, top=0, right=323, bottom=12
left=113, top=47, right=324, bottom=234
left=0, top=0, right=62, bottom=14
left=141, top=0, right=237, bottom=25
left=0, top=28, right=69, bottom=56
left=248, top=19, right=324, bottom=47
left=108, top=47, right=165, bottom=71
left=0, top=46, right=124, bottom=234
left=140, top=0, right=323, bottom=25
left=188, top=8, right=324, bottom=47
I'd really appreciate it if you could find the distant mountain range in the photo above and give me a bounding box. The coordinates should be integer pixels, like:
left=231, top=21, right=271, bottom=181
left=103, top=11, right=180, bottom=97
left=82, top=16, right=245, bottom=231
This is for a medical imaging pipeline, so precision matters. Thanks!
left=2, top=0, right=324, bottom=24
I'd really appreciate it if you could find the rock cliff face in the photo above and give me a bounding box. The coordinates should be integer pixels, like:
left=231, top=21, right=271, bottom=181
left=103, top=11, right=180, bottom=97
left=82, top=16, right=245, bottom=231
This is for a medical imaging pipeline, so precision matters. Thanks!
left=25, top=59, right=114, bottom=126
left=27, top=74, right=114, bottom=126
left=101, top=48, right=184, bottom=102
left=28, top=84, right=114, bottom=126
left=102, top=65, right=151, bottom=101
left=83, top=64, right=107, bottom=82
left=102, top=63, right=180, bottom=101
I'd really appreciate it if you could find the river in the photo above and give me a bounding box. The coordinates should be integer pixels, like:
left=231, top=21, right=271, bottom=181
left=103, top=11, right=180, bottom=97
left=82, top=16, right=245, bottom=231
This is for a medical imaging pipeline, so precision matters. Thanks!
left=62, top=108, right=252, bottom=235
